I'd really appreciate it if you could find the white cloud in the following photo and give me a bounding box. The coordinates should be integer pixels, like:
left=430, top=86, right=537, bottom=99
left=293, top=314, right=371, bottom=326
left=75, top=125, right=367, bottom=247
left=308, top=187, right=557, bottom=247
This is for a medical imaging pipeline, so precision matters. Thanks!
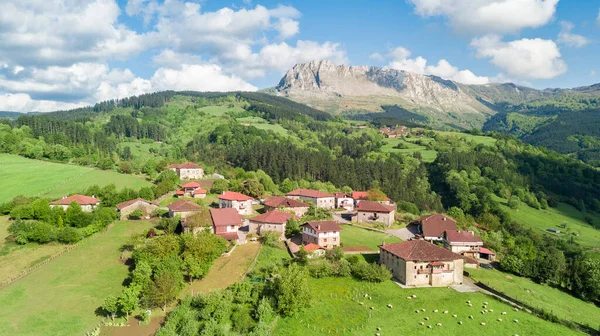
left=275, top=18, right=300, bottom=39
left=150, top=64, right=257, bottom=92
left=472, top=35, right=567, bottom=79
left=408, top=0, right=558, bottom=34
left=152, top=50, right=204, bottom=68
left=385, top=46, right=490, bottom=84
left=369, top=53, right=386, bottom=62
left=591, top=70, right=597, bottom=77
left=557, top=21, right=590, bottom=48
left=0, top=93, right=87, bottom=112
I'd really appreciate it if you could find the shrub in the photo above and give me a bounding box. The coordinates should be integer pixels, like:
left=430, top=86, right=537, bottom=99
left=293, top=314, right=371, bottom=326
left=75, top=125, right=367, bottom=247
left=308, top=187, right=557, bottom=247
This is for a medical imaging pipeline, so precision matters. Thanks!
left=128, top=209, right=144, bottom=220
left=307, top=259, right=334, bottom=278
left=57, top=227, right=82, bottom=244
left=260, top=231, right=280, bottom=247
left=351, top=262, right=391, bottom=282
left=28, top=222, right=56, bottom=243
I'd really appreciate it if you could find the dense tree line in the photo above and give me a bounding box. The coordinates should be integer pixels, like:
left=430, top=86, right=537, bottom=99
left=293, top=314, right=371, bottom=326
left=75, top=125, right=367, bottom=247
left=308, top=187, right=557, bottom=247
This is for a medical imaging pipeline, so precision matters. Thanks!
left=104, top=115, right=167, bottom=141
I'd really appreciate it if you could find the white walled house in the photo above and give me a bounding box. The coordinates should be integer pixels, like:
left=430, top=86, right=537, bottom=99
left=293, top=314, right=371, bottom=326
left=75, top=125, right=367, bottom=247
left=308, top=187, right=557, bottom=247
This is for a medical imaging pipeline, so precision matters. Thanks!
left=355, top=201, right=396, bottom=227
left=334, top=192, right=354, bottom=211
left=301, top=220, right=342, bottom=249
left=286, top=189, right=335, bottom=209
left=168, top=162, right=204, bottom=180
left=50, top=195, right=100, bottom=212
left=218, top=191, right=254, bottom=216
left=443, top=230, right=484, bottom=259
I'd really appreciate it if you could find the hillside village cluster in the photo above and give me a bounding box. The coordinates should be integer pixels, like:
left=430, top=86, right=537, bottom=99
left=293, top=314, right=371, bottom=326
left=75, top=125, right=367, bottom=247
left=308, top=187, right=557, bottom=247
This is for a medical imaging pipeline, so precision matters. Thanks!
left=49, top=162, right=496, bottom=288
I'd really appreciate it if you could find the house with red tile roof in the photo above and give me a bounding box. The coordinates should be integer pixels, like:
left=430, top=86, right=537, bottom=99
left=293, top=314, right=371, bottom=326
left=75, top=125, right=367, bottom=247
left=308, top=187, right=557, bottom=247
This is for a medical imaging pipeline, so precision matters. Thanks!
left=167, top=200, right=202, bottom=220
left=218, top=191, right=254, bottom=215
left=263, top=196, right=309, bottom=217
left=334, top=192, right=354, bottom=211
left=50, top=194, right=101, bottom=212
left=416, top=214, right=457, bottom=241
left=248, top=210, right=292, bottom=238
left=116, top=198, right=159, bottom=220
left=442, top=230, right=484, bottom=259
left=301, top=220, right=342, bottom=249
left=168, top=162, right=204, bottom=180
left=355, top=201, right=396, bottom=227
left=286, top=189, right=335, bottom=209
left=210, top=208, right=242, bottom=241
left=351, top=191, right=392, bottom=207
left=176, top=181, right=207, bottom=199
left=379, top=240, right=464, bottom=287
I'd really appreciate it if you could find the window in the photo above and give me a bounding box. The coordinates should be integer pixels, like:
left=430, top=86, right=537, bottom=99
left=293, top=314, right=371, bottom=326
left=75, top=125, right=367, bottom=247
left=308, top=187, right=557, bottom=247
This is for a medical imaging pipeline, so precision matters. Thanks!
left=324, top=238, right=328, bottom=242
left=333, top=237, right=336, bottom=241
left=426, top=275, right=428, bottom=278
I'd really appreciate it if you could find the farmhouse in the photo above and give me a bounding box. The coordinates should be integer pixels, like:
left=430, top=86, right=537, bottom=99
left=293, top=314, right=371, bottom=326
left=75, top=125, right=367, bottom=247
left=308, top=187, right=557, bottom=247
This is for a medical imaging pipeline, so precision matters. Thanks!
left=263, top=196, right=309, bottom=217
left=334, top=192, right=354, bottom=211
left=301, top=220, right=342, bottom=249
left=50, top=194, right=100, bottom=212
left=248, top=210, right=292, bottom=238
left=218, top=191, right=254, bottom=216
left=443, top=230, right=484, bottom=259
left=116, top=198, right=159, bottom=220
left=355, top=201, right=396, bottom=227
left=167, top=199, right=202, bottom=220
left=168, top=162, right=204, bottom=180
left=176, top=181, right=207, bottom=198
left=303, top=243, right=326, bottom=258
left=379, top=240, right=464, bottom=287
left=210, top=208, right=242, bottom=241
left=416, top=214, right=457, bottom=241
left=286, top=189, right=335, bottom=209
left=351, top=191, right=392, bottom=207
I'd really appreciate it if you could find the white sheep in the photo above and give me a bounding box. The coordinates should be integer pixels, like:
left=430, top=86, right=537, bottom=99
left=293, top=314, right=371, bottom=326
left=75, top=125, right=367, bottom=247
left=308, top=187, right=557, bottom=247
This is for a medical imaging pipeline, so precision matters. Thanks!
left=424, top=317, right=429, bottom=320
left=514, top=308, right=519, bottom=311
left=452, top=314, right=457, bottom=318
left=434, top=309, right=438, bottom=313
left=481, top=322, right=486, bottom=326
left=466, top=300, right=471, bottom=304
left=443, top=310, right=448, bottom=314
left=481, top=311, right=485, bottom=314
left=436, top=323, right=442, bottom=327
left=468, top=315, right=473, bottom=319
left=427, top=325, right=432, bottom=329
left=369, top=296, right=372, bottom=300
left=483, top=305, right=487, bottom=309
left=422, top=308, right=426, bottom=312
left=387, top=304, right=393, bottom=308
left=498, top=318, right=503, bottom=322
left=489, top=309, right=494, bottom=312
left=412, top=294, right=417, bottom=298
left=415, top=310, right=420, bottom=313
left=419, top=322, right=425, bottom=325
left=360, top=302, right=364, bottom=306
left=407, top=296, right=412, bottom=299
left=513, top=319, right=519, bottom=323
left=365, top=294, right=369, bottom=298
left=370, top=307, right=375, bottom=310
left=502, top=312, right=507, bottom=315
left=484, top=302, right=488, bottom=305
left=377, top=327, right=381, bottom=331
left=467, top=303, right=473, bottom=307
left=458, top=321, right=463, bottom=325
left=376, top=334, right=380, bottom=336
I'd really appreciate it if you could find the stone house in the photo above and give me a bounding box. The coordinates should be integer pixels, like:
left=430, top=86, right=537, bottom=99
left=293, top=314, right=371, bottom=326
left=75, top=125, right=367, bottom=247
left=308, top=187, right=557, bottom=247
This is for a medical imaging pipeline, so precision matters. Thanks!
left=355, top=201, right=396, bottom=227
left=443, top=230, right=484, bottom=259
left=168, top=162, right=204, bottom=180
left=263, top=196, right=309, bottom=217
left=210, top=208, right=242, bottom=241
left=50, top=194, right=100, bottom=212
left=176, top=181, right=207, bottom=198
left=116, top=198, right=159, bottom=220
left=334, top=192, right=354, bottom=211
left=301, top=220, right=342, bottom=249
left=167, top=199, right=202, bottom=220
left=416, top=214, right=457, bottom=241
left=248, top=210, right=292, bottom=239
left=286, top=189, right=335, bottom=209
left=218, top=191, right=254, bottom=216
left=379, top=240, right=464, bottom=287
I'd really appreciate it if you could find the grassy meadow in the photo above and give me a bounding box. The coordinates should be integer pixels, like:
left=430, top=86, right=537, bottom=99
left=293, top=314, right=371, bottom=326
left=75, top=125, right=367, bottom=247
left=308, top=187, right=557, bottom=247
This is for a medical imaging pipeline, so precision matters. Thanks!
left=380, top=137, right=438, bottom=162
left=251, top=243, right=291, bottom=273
left=340, top=224, right=402, bottom=250
left=469, top=268, right=600, bottom=329
left=273, top=277, right=575, bottom=335
left=435, top=131, right=498, bottom=146
left=0, top=220, right=154, bottom=336
left=0, top=154, right=152, bottom=204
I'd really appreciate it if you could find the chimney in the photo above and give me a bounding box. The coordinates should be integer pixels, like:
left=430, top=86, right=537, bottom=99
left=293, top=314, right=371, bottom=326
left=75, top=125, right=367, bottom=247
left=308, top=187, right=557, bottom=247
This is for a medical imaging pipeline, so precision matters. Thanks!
left=443, top=217, right=447, bottom=221
left=317, top=225, right=321, bottom=230
left=92, top=195, right=95, bottom=198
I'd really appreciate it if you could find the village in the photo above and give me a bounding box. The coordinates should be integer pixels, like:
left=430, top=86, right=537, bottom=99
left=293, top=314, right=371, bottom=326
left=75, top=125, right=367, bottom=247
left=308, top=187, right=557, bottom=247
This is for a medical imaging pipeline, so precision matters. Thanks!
left=48, top=161, right=496, bottom=289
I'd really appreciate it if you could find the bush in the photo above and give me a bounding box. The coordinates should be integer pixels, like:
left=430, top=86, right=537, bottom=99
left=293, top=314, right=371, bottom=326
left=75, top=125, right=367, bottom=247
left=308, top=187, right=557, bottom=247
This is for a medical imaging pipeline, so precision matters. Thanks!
left=28, top=222, right=56, bottom=243
left=210, top=179, right=229, bottom=194
left=57, top=227, right=82, bottom=244
left=128, top=209, right=144, bottom=220
left=351, top=262, right=391, bottom=282
left=307, top=259, right=334, bottom=278
left=260, top=231, right=280, bottom=247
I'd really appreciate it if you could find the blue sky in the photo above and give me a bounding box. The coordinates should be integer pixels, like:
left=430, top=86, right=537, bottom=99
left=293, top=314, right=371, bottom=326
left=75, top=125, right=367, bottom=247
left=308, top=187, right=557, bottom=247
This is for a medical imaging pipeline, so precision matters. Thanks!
left=0, top=0, right=599, bottom=111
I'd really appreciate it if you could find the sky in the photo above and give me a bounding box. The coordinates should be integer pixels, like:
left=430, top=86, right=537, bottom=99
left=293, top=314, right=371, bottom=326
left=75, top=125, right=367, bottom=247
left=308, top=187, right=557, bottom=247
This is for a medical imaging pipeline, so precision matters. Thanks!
left=0, top=0, right=599, bottom=112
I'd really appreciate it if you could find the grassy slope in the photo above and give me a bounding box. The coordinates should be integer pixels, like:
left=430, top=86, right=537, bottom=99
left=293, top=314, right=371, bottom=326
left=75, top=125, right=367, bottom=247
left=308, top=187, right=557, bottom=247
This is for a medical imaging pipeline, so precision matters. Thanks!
left=380, top=137, right=437, bottom=162
left=435, top=131, right=498, bottom=146
left=0, top=154, right=152, bottom=204
left=469, top=268, right=600, bottom=329
left=340, top=225, right=402, bottom=250
left=495, top=196, right=600, bottom=248
left=251, top=244, right=291, bottom=273
left=0, top=220, right=154, bottom=336
left=273, top=277, right=574, bottom=335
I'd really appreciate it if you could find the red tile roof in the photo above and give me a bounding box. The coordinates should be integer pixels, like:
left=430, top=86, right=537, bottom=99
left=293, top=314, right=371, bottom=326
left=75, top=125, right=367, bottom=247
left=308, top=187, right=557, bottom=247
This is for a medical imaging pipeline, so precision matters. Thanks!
left=218, top=191, right=253, bottom=201
left=334, top=192, right=350, bottom=198
left=287, top=189, right=334, bottom=198
left=249, top=210, right=292, bottom=224
left=116, top=198, right=158, bottom=210
left=444, top=230, right=483, bottom=244
left=175, top=189, right=185, bottom=196
left=169, top=162, right=202, bottom=169
left=418, top=214, right=457, bottom=238
left=50, top=194, right=100, bottom=205
left=193, top=188, right=207, bottom=195
left=210, top=208, right=243, bottom=227
left=302, top=220, right=342, bottom=233
left=356, top=201, right=394, bottom=213
left=217, top=232, right=239, bottom=241
left=304, top=243, right=322, bottom=253
left=182, top=181, right=201, bottom=189
left=479, top=247, right=496, bottom=255
left=351, top=191, right=391, bottom=201
left=264, top=196, right=308, bottom=208
left=380, top=240, right=463, bottom=262
left=167, top=200, right=202, bottom=212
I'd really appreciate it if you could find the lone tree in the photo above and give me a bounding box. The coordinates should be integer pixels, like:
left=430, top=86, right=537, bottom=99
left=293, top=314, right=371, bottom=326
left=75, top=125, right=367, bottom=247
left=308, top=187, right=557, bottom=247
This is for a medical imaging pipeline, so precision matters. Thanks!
left=102, top=295, right=119, bottom=320
left=273, top=263, right=311, bottom=316
left=118, top=287, right=139, bottom=320
left=148, top=271, right=181, bottom=311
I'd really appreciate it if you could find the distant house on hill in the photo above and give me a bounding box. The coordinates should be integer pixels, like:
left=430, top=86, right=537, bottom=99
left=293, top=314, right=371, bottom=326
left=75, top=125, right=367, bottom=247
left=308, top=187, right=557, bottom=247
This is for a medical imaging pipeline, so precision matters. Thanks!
left=286, top=189, right=335, bottom=209
left=355, top=201, right=396, bottom=227
left=167, top=199, right=202, bottom=220
left=168, top=162, right=204, bottom=180
left=50, top=195, right=100, bottom=212
left=334, top=192, right=354, bottom=211
left=116, top=198, right=159, bottom=220
left=379, top=240, right=464, bottom=287
left=176, top=181, right=207, bottom=198
left=263, top=196, right=309, bottom=217
left=218, top=191, right=254, bottom=216
left=248, top=210, right=292, bottom=238
left=442, top=230, right=484, bottom=259
left=416, top=214, right=457, bottom=241
left=301, top=220, right=342, bottom=249
left=210, top=208, right=242, bottom=241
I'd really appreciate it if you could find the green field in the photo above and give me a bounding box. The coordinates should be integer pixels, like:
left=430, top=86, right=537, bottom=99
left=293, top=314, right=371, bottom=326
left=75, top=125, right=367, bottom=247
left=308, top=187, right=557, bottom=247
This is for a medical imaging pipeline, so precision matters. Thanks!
left=237, top=116, right=297, bottom=138
left=273, top=277, right=574, bottom=335
left=469, top=268, right=600, bottom=329
left=495, top=196, right=600, bottom=248
left=251, top=244, right=291, bottom=273
left=380, top=137, right=437, bottom=162
left=0, top=154, right=152, bottom=204
left=0, top=220, right=154, bottom=336
left=341, top=225, right=402, bottom=250
left=435, top=131, right=498, bottom=146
